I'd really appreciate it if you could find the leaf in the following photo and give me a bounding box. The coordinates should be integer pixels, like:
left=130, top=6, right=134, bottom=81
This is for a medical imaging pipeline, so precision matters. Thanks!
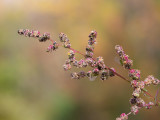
left=142, top=88, right=148, bottom=92
left=120, top=59, right=123, bottom=66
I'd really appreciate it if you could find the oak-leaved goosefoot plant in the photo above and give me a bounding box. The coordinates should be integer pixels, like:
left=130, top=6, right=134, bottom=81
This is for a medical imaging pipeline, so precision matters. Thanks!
left=18, top=29, right=160, bottom=120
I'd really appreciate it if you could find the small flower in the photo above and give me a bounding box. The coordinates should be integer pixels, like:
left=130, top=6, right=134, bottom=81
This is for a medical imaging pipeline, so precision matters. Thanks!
left=89, top=30, right=97, bottom=39
left=97, top=56, right=104, bottom=63
left=88, top=30, right=97, bottom=45
left=68, top=54, right=75, bottom=63
left=95, top=57, right=105, bottom=70
left=46, top=45, right=54, bottom=52
left=65, top=59, right=71, bottom=64
left=129, top=69, right=140, bottom=80
left=144, top=75, right=154, bottom=86
left=115, top=45, right=133, bottom=69
left=78, top=59, right=88, bottom=67
left=73, top=60, right=79, bottom=67
left=63, top=63, right=71, bottom=71
left=131, top=105, right=139, bottom=115
left=28, top=30, right=34, bottom=37
left=85, top=58, right=95, bottom=67
left=152, top=78, right=160, bottom=85
left=131, top=80, right=138, bottom=88
left=138, top=81, right=145, bottom=89
left=71, top=72, right=80, bottom=79
left=115, top=45, right=124, bottom=56
left=92, top=68, right=99, bottom=76
left=46, top=41, right=59, bottom=52
left=78, top=71, right=86, bottom=78
left=53, top=41, right=59, bottom=50
left=33, top=30, right=40, bottom=37
left=132, top=87, right=141, bottom=97
left=120, top=113, right=128, bottom=120
left=59, top=32, right=67, bottom=42
left=18, top=29, right=25, bottom=35
left=136, top=98, right=145, bottom=107
left=63, top=42, right=71, bottom=48
left=146, top=102, right=154, bottom=109
left=71, top=71, right=86, bottom=79
left=100, top=70, right=109, bottom=80
left=59, top=32, right=71, bottom=48
left=85, top=51, right=94, bottom=58
left=116, top=113, right=128, bottom=120
left=38, top=32, right=50, bottom=42
left=23, top=29, right=30, bottom=36
left=131, top=80, right=145, bottom=89
left=130, top=97, right=137, bottom=105
left=18, top=29, right=44, bottom=39
left=86, top=45, right=94, bottom=52
left=43, top=32, right=50, bottom=39
left=68, top=50, right=75, bottom=59
left=132, top=91, right=140, bottom=97
left=123, top=59, right=133, bottom=69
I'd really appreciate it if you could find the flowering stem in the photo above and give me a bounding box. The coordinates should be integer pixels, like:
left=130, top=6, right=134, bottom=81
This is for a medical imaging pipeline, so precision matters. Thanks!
left=18, top=29, right=160, bottom=120
left=66, top=46, right=160, bottom=104
left=30, top=36, right=160, bottom=104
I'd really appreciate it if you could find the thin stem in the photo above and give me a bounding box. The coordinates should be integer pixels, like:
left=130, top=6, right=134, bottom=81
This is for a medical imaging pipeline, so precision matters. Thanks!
left=69, top=48, right=85, bottom=56
left=49, top=39, right=54, bottom=43
left=106, top=66, right=130, bottom=83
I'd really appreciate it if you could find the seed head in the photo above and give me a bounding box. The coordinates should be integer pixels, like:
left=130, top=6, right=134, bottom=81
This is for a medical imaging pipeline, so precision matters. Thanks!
left=100, top=70, right=109, bottom=80
left=71, top=72, right=80, bottom=79
left=131, top=105, right=139, bottom=115
left=129, top=69, right=140, bottom=80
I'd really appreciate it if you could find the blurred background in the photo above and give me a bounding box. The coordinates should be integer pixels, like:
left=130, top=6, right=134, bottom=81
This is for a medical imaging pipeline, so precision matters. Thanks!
left=0, top=0, right=160, bottom=120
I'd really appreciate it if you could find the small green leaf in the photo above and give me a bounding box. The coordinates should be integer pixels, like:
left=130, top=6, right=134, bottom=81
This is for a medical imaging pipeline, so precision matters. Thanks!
left=120, top=59, right=123, bottom=66
left=143, top=88, right=148, bottom=92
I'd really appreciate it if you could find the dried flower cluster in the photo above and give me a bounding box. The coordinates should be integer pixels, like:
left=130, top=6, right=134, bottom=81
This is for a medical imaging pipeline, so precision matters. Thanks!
left=59, top=31, right=115, bottom=81
left=17, top=29, right=59, bottom=52
left=18, top=29, right=160, bottom=120
left=115, top=45, right=160, bottom=120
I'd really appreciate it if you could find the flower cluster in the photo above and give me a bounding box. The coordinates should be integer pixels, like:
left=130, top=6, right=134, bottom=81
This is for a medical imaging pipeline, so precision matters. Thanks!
left=60, top=31, right=115, bottom=81
left=18, top=29, right=59, bottom=52
left=85, top=30, right=97, bottom=58
left=144, top=75, right=160, bottom=86
left=59, top=32, right=71, bottom=48
left=116, top=113, right=129, bottom=120
left=18, top=29, right=50, bottom=42
left=46, top=41, right=59, bottom=52
left=115, top=45, right=160, bottom=119
left=115, top=45, right=133, bottom=69
left=129, top=69, right=140, bottom=80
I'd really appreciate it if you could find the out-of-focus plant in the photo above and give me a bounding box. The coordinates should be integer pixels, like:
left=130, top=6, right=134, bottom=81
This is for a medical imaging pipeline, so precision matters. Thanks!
left=18, top=29, right=160, bottom=120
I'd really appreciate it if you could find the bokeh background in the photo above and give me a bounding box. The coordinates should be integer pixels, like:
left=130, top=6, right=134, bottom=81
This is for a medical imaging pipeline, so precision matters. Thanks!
left=0, top=0, right=160, bottom=120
